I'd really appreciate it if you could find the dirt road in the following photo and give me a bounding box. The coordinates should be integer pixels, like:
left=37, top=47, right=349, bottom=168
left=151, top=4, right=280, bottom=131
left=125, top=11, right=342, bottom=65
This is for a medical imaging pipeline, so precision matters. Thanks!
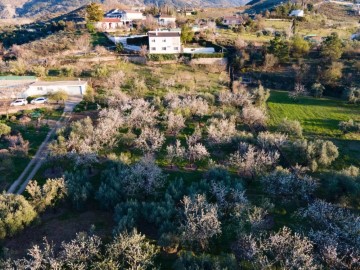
left=7, top=97, right=81, bottom=194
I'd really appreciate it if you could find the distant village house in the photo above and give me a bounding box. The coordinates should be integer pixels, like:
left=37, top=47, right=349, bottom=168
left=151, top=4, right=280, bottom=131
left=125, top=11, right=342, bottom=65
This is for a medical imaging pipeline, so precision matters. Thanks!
left=289, top=9, right=304, bottom=17
left=96, top=9, right=145, bottom=29
left=156, top=15, right=177, bottom=26
left=222, top=15, right=243, bottom=27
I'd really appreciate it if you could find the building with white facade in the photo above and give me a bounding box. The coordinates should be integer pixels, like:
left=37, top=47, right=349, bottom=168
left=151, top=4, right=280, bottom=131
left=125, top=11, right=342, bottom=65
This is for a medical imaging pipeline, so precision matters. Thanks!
left=148, top=29, right=181, bottom=54
left=23, top=80, right=88, bottom=98
left=289, top=9, right=304, bottom=17
left=97, top=9, right=145, bottom=29
left=96, top=18, right=123, bottom=30
left=156, top=15, right=177, bottom=26
left=222, top=15, right=243, bottom=27
left=105, top=9, right=144, bottom=20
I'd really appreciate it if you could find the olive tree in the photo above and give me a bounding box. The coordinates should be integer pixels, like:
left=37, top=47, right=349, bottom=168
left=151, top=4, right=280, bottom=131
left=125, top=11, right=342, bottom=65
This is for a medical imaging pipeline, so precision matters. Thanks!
left=26, top=178, right=66, bottom=213
left=0, top=193, right=37, bottom=239
left=294, top=139, right=339, bottom=171
left=0, top=123, right=11, bottom=137
left=64, top=170, right=93, bottom=210
left=278, top=118, right=303, bottom=137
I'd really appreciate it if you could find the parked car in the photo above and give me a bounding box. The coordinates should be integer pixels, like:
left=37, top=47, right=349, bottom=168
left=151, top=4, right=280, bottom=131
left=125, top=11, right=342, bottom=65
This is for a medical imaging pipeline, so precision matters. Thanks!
left=31, top=97, right=48, bottom=104
left=10, top=99, right=28, bottom=106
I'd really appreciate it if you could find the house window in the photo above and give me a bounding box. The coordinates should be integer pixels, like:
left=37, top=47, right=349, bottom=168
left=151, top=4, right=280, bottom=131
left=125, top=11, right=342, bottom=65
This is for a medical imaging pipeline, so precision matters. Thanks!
left=163, top=39, right=166, bottom=42
left=174, top=47, right=179, bottom=50
left=151, top=39, right=156, bottom=42
left=151, top=47, right=156, bottom=51
left=162, top=47, right=166, bottom=51
left=37, top=87, right=43, bottom=91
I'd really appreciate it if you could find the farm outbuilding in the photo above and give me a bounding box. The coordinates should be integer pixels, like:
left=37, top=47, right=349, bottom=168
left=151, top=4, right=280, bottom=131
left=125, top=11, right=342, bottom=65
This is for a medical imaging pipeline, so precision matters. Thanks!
left=23, top=80, right=88, bottom=98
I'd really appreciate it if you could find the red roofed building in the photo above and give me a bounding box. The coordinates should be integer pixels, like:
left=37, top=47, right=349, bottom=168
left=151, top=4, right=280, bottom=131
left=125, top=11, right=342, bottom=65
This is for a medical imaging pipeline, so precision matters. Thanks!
left=96, top=18, right=122, bottom=30
left=222, top=15, right=243, bottom=27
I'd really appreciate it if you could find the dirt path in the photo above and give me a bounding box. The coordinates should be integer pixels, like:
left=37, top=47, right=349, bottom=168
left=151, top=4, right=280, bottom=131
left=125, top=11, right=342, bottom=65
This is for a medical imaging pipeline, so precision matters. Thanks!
left=7, top=97, right=81, bottom=194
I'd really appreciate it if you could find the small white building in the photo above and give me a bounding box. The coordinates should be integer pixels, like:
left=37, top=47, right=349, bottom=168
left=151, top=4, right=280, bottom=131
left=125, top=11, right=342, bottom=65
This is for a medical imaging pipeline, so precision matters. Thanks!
left=289, top=9, right=304, bottom=17
left=98, top=9, right=145, bottom=29
left=157, top=15, right=177, bottom=26
left=148, top=29, right=181, bottom=54
left=105, top=9, right=144, bottom=20
left=222, top=15, right=243, bottom=27
left=23, top=80, right=88, bottom=98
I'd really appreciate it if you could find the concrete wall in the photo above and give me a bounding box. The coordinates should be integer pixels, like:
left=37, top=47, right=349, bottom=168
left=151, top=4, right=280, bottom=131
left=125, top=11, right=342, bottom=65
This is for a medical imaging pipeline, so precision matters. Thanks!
left=183, top=47, right=215, bottom=54
left=125, top=13, right=144, bottom=20
left=189, top=57, right=228, bottom=66
left=23, top=84, right=87, bottom=98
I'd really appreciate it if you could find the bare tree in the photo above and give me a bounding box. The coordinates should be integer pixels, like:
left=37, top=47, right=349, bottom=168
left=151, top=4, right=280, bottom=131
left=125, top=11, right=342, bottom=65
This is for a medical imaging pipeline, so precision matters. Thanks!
left=228, top=143, right=279, bottom=178
left=181, top=194, right=221, bottom=250
left=166, top=140, right=185, bottom=167
left=242, top=106, right=267, bottom=129
left=166, top=112, right=185, bottom=135
left=207, top=117, right=236, bottom=144
left=135, top=127, right=165, bottom=153
left=289, top=83, right=308, bottom=101
left=234, top=227, right=317, bottom=269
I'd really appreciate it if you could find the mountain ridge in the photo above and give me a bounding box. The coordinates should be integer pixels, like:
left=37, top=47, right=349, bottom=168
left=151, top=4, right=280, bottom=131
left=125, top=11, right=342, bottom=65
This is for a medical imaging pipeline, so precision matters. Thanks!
left=0, top=0, right=252, bottom=19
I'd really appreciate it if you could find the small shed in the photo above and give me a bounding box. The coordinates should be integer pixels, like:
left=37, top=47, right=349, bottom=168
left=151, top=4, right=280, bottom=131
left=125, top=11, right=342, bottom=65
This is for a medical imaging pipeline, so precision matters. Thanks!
left=23, top=80, right=88, bottom=98
left=289, top=10, right=304, bottom=17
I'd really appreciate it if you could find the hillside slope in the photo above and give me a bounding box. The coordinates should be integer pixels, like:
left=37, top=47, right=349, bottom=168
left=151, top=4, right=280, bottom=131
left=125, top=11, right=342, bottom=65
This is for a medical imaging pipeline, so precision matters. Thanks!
left=245, top=0, right=283, bottom=13
left=0, top=0, right=251, bottom=19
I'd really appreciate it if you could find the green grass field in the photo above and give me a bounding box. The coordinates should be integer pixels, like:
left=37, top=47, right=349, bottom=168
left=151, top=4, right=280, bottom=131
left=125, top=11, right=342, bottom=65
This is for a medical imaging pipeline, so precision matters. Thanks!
left=268, top=90, right=360, bottom=138
left=268, top=90, right=360, bottom=168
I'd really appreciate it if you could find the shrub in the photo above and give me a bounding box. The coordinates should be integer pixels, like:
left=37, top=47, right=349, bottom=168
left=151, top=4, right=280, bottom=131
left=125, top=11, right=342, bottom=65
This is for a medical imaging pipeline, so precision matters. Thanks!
left=294, top=139, right=339, bottom=171
left=339, top=119, right=360, bottom=133
left=261, top=169, right=317, bottom=202
left=147, top=54, right=177, bottom=61
left=278, top=118, right=303, bottom=137
left=0, top=123, right=11, bottom=137
left=0, top=193, right=37, bottom=239
left=310, top=83, right=325, bottom=98
left=343, top=87, right=360, bottom=104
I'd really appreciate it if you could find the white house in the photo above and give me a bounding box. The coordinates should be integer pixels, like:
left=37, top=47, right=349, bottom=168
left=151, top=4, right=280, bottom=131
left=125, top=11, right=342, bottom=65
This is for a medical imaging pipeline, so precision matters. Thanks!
left=23, top=80, right=88, bottom=98
left=148, top=29, right=181, bottom=54
left=222, top=15, right=243, bottom=27
left=105, top=9, right=144, bottom=20
left=289, top=9, right=304, bottom=17
left=156, top=15, right=177, bottom=26
left=97, top=9, right=145, bottom=29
